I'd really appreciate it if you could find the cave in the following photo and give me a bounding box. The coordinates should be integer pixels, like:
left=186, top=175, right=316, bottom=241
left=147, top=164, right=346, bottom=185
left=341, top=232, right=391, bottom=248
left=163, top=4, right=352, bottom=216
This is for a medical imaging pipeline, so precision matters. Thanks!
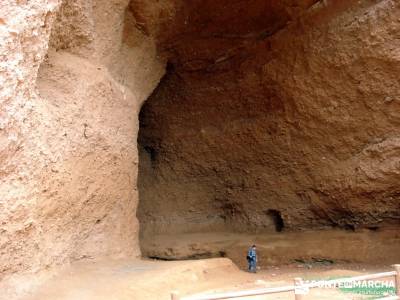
left=135, top=0, right=400, bottom=263
left=3, top=0, right=400, bottom=297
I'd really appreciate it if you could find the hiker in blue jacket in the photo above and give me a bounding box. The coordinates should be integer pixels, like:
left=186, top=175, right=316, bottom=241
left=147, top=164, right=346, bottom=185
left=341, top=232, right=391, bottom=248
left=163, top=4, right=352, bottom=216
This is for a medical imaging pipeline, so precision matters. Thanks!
left=247, top=244, right=257, bottom=273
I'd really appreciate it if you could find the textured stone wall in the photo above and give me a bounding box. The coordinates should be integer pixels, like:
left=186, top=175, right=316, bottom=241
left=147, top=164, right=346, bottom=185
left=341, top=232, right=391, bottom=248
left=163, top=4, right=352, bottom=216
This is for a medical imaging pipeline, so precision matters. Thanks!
left=0, top=0, right=164, bottom=290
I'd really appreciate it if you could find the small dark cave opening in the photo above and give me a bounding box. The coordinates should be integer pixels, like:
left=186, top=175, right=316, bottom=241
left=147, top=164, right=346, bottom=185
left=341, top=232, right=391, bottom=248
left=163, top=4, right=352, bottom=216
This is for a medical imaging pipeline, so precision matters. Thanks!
left=266, top=209, right=284, bottom=232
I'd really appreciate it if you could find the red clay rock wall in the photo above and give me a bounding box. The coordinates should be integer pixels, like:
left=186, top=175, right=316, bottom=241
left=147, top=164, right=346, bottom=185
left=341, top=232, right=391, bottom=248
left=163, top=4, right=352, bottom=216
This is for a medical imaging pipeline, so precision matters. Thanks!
left=1, top=0, right=400, bottom=293
left=0, top=0, right=164, bottom=289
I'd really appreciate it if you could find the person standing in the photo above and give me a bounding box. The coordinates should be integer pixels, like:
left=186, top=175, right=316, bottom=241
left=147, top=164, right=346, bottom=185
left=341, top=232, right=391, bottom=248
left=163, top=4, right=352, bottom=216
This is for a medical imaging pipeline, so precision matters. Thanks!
left=247, top=244, right=257, bottom=273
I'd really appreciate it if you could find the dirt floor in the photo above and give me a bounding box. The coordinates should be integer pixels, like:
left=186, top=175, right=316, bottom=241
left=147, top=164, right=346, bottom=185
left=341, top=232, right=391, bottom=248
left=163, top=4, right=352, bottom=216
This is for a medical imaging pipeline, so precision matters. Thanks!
left=13, top=257, right=396, bottom=300
left=8, top=228, right=398, bottom=300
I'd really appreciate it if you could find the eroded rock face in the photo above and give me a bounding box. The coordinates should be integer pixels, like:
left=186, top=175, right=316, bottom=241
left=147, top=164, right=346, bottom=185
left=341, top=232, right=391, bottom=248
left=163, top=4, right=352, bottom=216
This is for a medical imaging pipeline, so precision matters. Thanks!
left=138, top=0, right=400, bottom=236
left=0, top=0, right=164, bottom=291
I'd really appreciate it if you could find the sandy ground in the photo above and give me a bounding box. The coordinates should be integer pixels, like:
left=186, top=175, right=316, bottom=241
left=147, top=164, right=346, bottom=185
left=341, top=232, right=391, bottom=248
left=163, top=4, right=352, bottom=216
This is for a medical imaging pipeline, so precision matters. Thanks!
left=15, top=258, right=396, bottom=300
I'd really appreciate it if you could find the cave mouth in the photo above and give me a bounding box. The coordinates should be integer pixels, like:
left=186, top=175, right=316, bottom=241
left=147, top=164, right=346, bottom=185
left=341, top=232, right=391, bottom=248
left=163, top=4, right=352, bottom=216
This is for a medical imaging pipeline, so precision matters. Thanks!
left=135, top=0, right=400, bottom=266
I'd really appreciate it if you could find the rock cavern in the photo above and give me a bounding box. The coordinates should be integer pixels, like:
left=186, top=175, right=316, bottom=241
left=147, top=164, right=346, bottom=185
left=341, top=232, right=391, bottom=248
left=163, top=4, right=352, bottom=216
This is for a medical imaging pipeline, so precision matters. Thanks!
left=1, top=0, right=400, bottom=299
